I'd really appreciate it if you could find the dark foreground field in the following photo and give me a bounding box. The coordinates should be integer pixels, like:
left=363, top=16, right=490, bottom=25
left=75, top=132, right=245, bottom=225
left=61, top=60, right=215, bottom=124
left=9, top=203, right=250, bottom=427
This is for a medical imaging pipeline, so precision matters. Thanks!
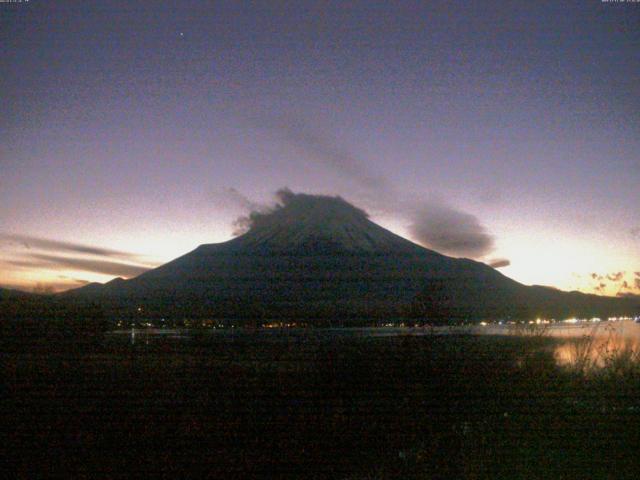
left=3, top=330, right=640, bottom=479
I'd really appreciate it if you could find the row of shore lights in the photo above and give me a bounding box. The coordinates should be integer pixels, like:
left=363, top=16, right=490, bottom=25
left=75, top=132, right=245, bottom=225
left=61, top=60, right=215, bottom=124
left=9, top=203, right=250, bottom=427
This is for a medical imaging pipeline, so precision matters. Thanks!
left=478, top=316, right=640, bottom=327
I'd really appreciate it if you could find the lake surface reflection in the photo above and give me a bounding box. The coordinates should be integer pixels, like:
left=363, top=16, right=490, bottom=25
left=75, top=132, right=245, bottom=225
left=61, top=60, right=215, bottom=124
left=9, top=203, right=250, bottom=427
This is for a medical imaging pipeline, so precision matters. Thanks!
left=549, top=321, right=640, bottom=368
left=481, top=320, right=640, bottom=369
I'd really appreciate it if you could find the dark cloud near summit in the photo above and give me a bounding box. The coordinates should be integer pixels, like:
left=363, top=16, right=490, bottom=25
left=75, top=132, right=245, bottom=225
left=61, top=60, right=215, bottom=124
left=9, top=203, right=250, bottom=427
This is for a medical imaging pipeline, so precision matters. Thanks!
left=408, top=204, right=495, bottom=258
left=256, top=118, right=499, bottom=259
left=233, top=188, right=369, bottom=236
left=231, top=188, right=291, bottom=235
left=233, top=186, right=496, bottom=259
left=488, top=258, right=511, bottom=269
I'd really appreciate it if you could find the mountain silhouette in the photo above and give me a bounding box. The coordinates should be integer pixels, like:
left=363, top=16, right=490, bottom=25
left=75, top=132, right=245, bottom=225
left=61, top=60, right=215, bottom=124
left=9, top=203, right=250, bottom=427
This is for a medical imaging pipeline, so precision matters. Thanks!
left=0, top=287, right=35, bottom=300
left=65, top=191, right=640, bottom=322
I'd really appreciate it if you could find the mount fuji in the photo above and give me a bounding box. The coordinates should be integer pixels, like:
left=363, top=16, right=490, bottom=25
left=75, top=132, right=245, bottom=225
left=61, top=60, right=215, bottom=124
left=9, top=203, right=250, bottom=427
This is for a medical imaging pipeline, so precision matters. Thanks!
left=65, top=191, right=640, bottom=322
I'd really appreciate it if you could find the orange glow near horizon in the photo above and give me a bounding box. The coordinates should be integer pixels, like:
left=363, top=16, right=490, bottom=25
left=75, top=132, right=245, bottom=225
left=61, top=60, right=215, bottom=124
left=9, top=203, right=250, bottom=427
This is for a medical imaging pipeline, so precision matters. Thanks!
left=2, top=218, right=638, bottom=297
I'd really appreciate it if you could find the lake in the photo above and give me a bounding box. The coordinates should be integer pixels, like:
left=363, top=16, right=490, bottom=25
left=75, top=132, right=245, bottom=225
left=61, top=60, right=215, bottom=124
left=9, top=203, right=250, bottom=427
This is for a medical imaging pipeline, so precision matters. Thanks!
left=477, top=320, right=640, bottom=369
left=107, top=319, right=640, bottom=370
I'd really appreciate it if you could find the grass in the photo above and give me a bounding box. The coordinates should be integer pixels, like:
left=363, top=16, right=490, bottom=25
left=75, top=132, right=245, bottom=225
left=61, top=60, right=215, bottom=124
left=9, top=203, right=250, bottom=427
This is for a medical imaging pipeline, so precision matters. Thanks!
left=557, top=323, right=640, bottom=378
left=2, top=329, right=640, bottom=479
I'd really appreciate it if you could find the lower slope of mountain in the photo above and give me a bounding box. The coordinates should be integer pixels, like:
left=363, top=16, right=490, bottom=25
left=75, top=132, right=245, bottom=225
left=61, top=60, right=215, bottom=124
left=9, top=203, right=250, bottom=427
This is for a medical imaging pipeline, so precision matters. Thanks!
left=64, top=191, right=640, bottom=321
left=0, top=287, right=33, bottom=300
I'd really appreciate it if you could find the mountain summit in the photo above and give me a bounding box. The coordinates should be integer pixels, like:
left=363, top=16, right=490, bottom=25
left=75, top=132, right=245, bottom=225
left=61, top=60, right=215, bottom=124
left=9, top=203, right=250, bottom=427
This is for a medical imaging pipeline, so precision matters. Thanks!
left=66, top=191, right=640, bottom=322
left=228, top=189, right=423, bottom=253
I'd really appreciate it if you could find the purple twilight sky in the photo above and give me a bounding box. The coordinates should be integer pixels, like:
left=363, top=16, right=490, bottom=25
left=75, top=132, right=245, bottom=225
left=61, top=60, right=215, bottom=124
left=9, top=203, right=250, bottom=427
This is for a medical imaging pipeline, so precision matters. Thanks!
left=1, top=0, right=639, bottom=295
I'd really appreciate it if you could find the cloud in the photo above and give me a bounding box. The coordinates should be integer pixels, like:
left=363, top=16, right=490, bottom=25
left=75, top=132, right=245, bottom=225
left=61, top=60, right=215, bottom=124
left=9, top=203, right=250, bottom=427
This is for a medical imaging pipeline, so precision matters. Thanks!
left=631, top=227, right=640, bottom=238
left=231, top=188, right=286, bottom=236
left=232, top=188, right=369, bottom=236
left=595, top=282, right=607, bottom=293
left=586, top=271, right=640, bottom=296
left=211, top=187, right=264, bottom=213
left=57, top=275, right=91, bottom=285
left=254, top=117, right=499, bottom=259
left=407, top=203, right=495, bottom=258
left=0, top=233, right=158, bottom=283
left=4, top=259, right=48, bottom=269
left=488, top=258, right=511, bottom=269
left=6, top=254, right=150, bottom=278
left=606, top=272, right=624, bottom=282
left=259, top=116, right=388, bottom=192
left=0, top=234, right=149, bottom=263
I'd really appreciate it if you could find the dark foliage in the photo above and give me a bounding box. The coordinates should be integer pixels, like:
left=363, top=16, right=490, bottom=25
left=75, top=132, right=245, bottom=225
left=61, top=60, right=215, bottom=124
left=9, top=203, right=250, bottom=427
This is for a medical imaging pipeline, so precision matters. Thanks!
left=0, top=292, right=108, bottom=350
left=3, top=332, right=640, bottom=479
